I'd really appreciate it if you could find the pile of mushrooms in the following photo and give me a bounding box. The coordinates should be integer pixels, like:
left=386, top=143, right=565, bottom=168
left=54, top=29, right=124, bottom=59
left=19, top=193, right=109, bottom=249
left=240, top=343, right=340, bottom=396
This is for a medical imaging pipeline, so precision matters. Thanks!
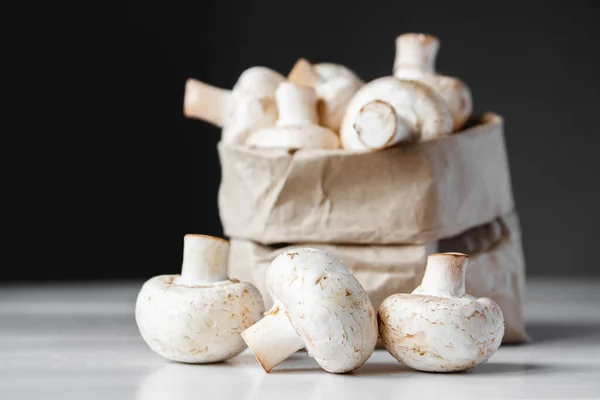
left=141, top=32, right=504, bottom=373
left=136, top=241, right=504, bottom=373
left=184, top=33, right=473, bottom=152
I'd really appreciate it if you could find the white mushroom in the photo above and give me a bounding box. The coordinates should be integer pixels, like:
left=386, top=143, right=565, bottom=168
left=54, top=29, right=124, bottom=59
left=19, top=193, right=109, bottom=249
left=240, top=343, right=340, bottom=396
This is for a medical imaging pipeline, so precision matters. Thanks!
left=288, top=58, right=364, bottom=133
left=339, top=76, right=453, bottom=150
left=183, top=66, right=286, bottom=144
left=378, top=252, right=505, bottom=372
left=245, top=82, right=340, bottom=150
left=241, top=248, right=378, bottom=373
left=393, top=33, right=473, bottom=131
left=135, top=234, right=265, bottom=363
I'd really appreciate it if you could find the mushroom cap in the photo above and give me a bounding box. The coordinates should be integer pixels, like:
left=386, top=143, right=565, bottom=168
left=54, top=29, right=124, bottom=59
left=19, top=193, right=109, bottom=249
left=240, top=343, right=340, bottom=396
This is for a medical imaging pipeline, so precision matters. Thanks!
left=288, top=59, right=363, bottom=88
left=223, top=92, right=278, bottom=144
left=340, top=76, right=453, bottom=149
left=266, top=248, right=378, bottom=373
left=316, top=76, right=364, bottom=133
left=233, top=66, right=286, bottom=98
left=394, top=68, right=472, bottom=131
left=135, top=275, right=265, bottom=363
left=221, top=67, right=286, bottom=143
left=432, top=75, right=472, bottom=131
left=312, top=63, right=364, bottom=133
left=245, top=124, right=340, bottom=150
left=287, top=60, right=364, bottom=133
left=314, top=63, right=363, bottom=85
left=378, top=293, right=504, bottom=372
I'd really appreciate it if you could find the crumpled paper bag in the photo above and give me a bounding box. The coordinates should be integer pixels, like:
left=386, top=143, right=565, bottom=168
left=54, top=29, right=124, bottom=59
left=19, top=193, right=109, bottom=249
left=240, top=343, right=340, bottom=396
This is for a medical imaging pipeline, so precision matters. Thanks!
left=218, top=112, right=514, bottom=246
left=228, top=211, right=527, bottom=344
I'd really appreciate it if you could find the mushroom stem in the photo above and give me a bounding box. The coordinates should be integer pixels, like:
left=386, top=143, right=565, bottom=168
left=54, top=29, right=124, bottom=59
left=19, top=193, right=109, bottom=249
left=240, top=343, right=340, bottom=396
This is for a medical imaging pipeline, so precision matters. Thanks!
left=183, top=78, right=232, bottom=127
left=275, top=82, right=319, bottom=127
left=419, top=252, right=468, bottom=297
left=241, top=304, right=305, bottom=373
left=393, top=33, right=440, bottom=75
left=354, top=100, right=412, bottom=149
left=287, top=58, right=320, bottom=88
left=178, top=234, right=229, bottom=285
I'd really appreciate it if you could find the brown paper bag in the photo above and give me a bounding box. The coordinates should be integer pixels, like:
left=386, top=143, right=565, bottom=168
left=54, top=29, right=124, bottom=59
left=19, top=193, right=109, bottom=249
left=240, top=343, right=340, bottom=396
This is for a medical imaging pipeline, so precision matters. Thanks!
left=228, top=211, right=527, bottom=344
left=218, top=113, right=514, bottom=246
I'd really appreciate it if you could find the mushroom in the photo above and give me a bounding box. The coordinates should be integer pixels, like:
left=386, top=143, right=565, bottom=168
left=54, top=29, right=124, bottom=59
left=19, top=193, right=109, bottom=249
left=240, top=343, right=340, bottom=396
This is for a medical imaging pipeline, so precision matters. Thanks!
left=378, top=252, right=505, bottom=372
left=245, top=82, right=340, bottom=150
left=287, top=58, right=364, bottom=133
left=393, top=33, right=473, bottom=131
left=135, top=234, right=265, bottom=363
left=184, top=66, right=286, bottom=144
left=241, top=247, right=378, bottom=373
left=339, top=76, right=453, bottom=150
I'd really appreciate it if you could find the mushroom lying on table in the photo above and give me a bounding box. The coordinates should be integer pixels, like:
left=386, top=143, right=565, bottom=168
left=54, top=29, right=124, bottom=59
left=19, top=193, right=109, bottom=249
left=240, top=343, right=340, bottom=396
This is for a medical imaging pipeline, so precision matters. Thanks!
left=135, top=234, right=265, bottom=363
left=378, top=252, right=505, bottom=372
left=245, top=82, right=340, bottom=150
left=184, top=66, right=286, bottom=144
left=288, top=58, right=364, bottom=133
left=393, top=33, right=473, bottom=131
left=241, top=248, right=378, bottom=373
left=339, top=76, right=453, bottom=150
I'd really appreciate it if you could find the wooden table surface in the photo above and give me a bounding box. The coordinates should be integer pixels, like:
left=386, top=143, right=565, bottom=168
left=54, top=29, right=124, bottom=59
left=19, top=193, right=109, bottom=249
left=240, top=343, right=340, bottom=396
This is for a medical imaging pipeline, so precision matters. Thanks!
left=1, top=278, right=599, bottom=399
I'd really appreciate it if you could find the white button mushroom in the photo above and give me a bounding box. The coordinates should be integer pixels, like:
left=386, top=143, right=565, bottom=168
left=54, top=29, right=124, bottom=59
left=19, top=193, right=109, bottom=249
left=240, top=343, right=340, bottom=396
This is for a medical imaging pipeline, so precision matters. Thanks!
left=135, top=234, right=265, bottom=363
left=288, top=58, right=364, bottom=133
left=245, top=82, right=340, bottom=150
left=184, top=66, right=286, bottom=144
left=339, top=76, right=453, bottom=150
left=378, top=252, right=505, bottom=372
left=393, top=33, right=473, bottom=131
left=241, top=248, right=378, bottom=373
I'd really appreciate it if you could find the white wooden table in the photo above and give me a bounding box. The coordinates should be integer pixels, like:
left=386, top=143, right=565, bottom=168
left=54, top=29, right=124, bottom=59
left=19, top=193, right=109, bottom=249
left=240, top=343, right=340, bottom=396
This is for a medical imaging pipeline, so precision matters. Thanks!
left=1, top=279, right=599, bottom=399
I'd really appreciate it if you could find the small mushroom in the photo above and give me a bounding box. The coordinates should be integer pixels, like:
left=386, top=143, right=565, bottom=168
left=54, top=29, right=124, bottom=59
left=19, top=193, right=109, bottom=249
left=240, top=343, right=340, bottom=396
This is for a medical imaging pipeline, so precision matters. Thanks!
left=378, top=252, right=505, bottom=372
left=339, top=76, right=453, bottom=150
left=245, top=82, right=340, bottom=150
left=288, top=58, right=364, bottom=133
left=241, top=248, right=378, bottom=373
left=393, top=33, right=473, bottom=131
left=135, top=234, right=265, bottom=363
left=184, top=66, right=286, bottom=144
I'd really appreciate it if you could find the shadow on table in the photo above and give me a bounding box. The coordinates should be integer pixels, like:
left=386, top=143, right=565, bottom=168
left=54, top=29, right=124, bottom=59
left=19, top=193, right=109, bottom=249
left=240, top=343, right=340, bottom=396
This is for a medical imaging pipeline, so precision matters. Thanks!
left=350, top=362, right=412, bottom=376
left=464, top=362, right=550, bottom=375
left=270, top=362, right=411, bottom=376
left=524, top=322, right=600, bottom=344
left=268, top=361, right=569, bottom=377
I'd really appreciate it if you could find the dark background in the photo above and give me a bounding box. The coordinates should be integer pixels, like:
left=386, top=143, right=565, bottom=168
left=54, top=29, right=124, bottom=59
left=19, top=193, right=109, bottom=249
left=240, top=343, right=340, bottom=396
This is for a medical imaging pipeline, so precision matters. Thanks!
left=7, top=1, right=600, bottom=282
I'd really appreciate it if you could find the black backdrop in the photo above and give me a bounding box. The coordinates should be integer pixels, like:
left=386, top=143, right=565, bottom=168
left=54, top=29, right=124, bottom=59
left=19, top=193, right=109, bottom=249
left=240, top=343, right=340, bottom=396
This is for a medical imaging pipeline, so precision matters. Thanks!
left=8, top=0, right=600, bottom=282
